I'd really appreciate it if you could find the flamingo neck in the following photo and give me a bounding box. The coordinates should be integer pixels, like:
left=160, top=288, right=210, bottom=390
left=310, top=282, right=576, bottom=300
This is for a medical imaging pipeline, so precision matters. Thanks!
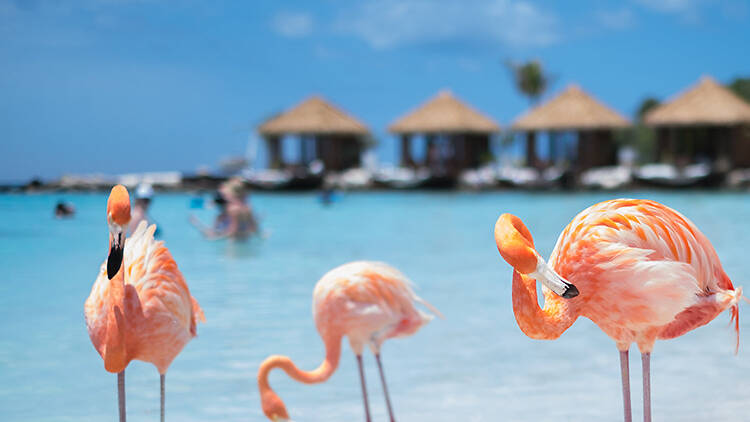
left=512, top=271, right=577, bottom=340
left=104, top=235, right=129, bottom=373
left=258, top=334, right=342, bottom=419
left=259, top=334, right=341, bottom=389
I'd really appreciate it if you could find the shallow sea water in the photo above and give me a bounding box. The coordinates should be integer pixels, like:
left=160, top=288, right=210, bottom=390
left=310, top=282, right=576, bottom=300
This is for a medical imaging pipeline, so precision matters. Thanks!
left=1, top=190, right=749, bottom=421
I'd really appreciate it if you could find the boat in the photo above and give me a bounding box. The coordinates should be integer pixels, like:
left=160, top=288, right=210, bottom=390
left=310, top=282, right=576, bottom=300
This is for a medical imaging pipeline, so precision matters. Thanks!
left=633, top=163, right=723, bottom=188
left=580, top=166, right=632, bottom=190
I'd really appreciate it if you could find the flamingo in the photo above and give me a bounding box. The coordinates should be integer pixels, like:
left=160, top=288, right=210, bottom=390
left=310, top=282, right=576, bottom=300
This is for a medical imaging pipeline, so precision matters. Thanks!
left=84, top=185, right=205, bottom=422
left=494, top=198, right=743, bottom=422
left=258, top=261, right=441, bottom=422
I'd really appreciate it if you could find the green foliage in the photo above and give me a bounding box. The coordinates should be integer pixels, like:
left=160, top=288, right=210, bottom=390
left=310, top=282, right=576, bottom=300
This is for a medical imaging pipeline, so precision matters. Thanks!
left=506, top=59, right=549, bottom=104
left=728, top=77, right=750, bottom=104
left=636, top=97, right=660, bottom=121
left=614, top=126, right=657, bottom=164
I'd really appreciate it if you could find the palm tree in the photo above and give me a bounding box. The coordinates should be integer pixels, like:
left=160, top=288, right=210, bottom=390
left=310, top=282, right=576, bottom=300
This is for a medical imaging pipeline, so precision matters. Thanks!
left=507, top=60, right=549, bottom=104
left=507, top=60, right=550, bottom=168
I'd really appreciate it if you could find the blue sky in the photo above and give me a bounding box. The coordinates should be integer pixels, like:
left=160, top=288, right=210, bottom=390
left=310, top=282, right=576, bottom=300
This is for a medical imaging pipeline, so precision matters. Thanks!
left=0, top=0, right=748, bottom=182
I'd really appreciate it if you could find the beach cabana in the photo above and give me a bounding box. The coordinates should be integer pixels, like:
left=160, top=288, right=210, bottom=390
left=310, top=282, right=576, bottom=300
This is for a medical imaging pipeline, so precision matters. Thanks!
left=512, top=84, right=630, bottom=171
left=388, top=90, right=500, bottom=174
left=644, top=76, right=750, bottom=169
left=258, top=96, right=370, bottom=172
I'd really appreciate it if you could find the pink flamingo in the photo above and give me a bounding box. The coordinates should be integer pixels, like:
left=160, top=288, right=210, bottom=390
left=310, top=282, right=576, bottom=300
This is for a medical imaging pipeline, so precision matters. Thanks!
left=85, top=185, right=205, bottom=422
left=258, top=261, right=441, bottom=422
left=494, top=198, right=743, bottom=422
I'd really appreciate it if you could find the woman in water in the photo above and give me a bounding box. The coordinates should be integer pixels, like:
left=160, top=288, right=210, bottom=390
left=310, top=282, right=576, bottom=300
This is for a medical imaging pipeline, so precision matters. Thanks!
left=190, top=178, right=258, bottom=240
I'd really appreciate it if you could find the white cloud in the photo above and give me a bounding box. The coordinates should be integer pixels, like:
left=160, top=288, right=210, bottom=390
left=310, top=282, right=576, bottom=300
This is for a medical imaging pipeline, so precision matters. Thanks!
left=634, top=0, right=700, bottom=13
left=596, top=8, right=636, bottom=30
left=272, top=11, right=314, bottom=38
left=633, top=0, right=706, bottom=23
left=335, top=0, right=559, bottom=50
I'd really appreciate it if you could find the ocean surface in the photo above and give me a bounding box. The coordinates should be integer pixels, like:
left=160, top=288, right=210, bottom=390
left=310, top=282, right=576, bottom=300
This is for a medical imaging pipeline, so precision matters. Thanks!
left=1, top=190, right=749, bottom=422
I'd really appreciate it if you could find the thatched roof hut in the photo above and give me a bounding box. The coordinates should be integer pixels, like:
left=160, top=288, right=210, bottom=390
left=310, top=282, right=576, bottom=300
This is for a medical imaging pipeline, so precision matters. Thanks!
left=512, top=84, right=629, bottom=131
left=388, top=91, right=499, bottom=172
left=511, top=84, right=629, bottom=172
left=645, top=76, right=750, bottom=126
left=259, top=96, right=369, bottom=136
left=257, top=96, right=369, bottom=172
left=644, top=76, right=750, bottom=168
left=389, top=90, right=500, bottom=134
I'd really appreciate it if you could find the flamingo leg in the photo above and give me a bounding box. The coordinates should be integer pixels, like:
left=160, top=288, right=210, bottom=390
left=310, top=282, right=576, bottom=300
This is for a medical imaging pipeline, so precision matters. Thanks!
left=160, top=374, right=165, bottom=422
left=117, top=370, right=126, bottom=422
left=619, top=350, right=632, bottom=422
left=375, top=354, right=396, bottom=422
left=642, top=353, right=651, bottom=422
left=356, top=355, right=372, bottom=422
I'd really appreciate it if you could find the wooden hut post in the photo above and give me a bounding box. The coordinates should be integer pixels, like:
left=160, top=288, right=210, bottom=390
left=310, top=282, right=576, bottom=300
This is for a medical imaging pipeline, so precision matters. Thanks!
left=315, top=135, right=328, bottom=169
left=400, top=134, right=414, bottom=167
left=730, top=125, right=750, bottom=168
left=266, top=136, right=282, bottom=169
left=425, top=134, right=437, bottom=168
left=656, top=127, right=669, bottom=162
left=526, top=131, right=538, bottom=168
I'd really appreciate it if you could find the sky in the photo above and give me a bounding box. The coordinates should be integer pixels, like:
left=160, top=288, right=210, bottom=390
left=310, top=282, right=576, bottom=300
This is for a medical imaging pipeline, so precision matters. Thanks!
left=0, top=0, right=748, bottom=182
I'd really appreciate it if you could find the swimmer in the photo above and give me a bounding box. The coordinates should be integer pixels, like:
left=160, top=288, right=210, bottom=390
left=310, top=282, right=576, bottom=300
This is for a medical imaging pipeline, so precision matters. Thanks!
left=190, top=178, right=259, bottom=240
left=128, top=183, right=159, bottom=235
left=54, top=201, right=75, bottom=218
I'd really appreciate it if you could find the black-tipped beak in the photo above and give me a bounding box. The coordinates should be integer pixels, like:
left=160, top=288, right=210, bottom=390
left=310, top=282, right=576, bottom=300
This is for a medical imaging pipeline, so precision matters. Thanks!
left=107, top=233, right=123, bottom=279
left=561, top=282, right=579, bottom=299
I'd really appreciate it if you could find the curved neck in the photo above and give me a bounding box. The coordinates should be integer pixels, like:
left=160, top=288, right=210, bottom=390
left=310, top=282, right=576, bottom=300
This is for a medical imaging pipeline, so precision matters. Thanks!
left=512, top=271, right=576, bottom=340
left=258, top=333, right=342, bottom=394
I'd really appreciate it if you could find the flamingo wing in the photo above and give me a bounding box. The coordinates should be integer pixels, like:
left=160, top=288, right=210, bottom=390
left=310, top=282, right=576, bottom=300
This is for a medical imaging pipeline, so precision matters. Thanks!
left=124, top=222, right=205, bottom=335
left=553, top=199, right=734, bottom=330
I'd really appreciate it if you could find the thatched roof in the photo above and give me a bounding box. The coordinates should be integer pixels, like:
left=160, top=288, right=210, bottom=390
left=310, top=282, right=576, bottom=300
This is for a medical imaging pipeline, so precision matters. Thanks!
left=644, top=76, right=750, bottom=126
left=258, top=96, right=369, bottom=136
left=389, top=90, right=500, bottom=134
left=512, top=84, right=630, bottom=131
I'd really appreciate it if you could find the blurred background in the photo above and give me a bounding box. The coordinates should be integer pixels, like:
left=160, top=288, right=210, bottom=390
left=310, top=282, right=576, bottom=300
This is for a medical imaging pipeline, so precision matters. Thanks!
left=1, top=1, right=750, bottom=421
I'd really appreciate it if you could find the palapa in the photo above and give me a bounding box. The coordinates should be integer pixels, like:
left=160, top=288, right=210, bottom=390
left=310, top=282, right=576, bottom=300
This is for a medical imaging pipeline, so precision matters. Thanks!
left=512, top=84, right=629, bottom=131
left=645, top=76, right=750, bottom=126
left=258, top=96, right=369, bottom=136
left=389, top=90, right=500, bottom=134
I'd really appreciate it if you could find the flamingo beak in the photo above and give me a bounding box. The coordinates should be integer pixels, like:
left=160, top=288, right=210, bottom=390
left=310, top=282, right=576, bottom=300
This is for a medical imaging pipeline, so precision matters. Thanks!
left=529, top=258, right=580, bottom=299
left=107, top=229, right=124, bottom=279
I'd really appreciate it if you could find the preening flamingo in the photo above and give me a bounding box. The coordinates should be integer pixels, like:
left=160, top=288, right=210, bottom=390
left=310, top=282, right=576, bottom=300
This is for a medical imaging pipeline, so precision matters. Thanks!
left=84, top=185, right=205, bottom=422
left=494, top=198, right=743, bottom=422
left=258, top=261, right=441, bottom=422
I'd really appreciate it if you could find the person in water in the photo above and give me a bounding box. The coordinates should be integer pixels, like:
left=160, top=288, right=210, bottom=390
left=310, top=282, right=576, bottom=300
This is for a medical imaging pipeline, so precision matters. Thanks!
left=191, top=178, right=258, bottom=240
left=128, top=183, right=160, bottom=235
left=54, top=201, right=75, bottom=218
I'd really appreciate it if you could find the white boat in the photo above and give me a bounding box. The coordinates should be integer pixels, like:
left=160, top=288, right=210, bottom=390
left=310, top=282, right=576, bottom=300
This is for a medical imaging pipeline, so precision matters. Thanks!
left=459, top=166, right=498, bottom=190
left=580, top=166, right=632, bottom=190
left=634, top=163, right=717, bottom=187
left=374, top=167, right=431, bottom=189
left=326, top=168, right=373, bottom=190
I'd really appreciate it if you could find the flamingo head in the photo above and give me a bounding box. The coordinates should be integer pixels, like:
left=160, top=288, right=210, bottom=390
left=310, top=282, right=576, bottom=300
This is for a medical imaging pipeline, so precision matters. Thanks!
left=106, top=185, right=131, bottom=279
left=261, top=389, right=290, bottom=422
left=494, top=213, right=539, bottom=274
left=495, top=213, right=579, bottom=299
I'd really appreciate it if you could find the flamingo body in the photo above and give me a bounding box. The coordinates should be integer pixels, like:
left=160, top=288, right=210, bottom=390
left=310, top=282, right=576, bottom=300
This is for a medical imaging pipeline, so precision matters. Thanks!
left=312, top=261, right=439, bottom=354
left=546, top=198, right=739, bottom=351
left=258, top=261, right=440, bottom=422
left=85, top=222, right=205, bottom=374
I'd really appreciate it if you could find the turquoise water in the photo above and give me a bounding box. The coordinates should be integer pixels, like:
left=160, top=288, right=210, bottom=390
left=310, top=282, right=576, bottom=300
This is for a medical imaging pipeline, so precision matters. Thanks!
left=1, top=191, right=749, bottom=422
